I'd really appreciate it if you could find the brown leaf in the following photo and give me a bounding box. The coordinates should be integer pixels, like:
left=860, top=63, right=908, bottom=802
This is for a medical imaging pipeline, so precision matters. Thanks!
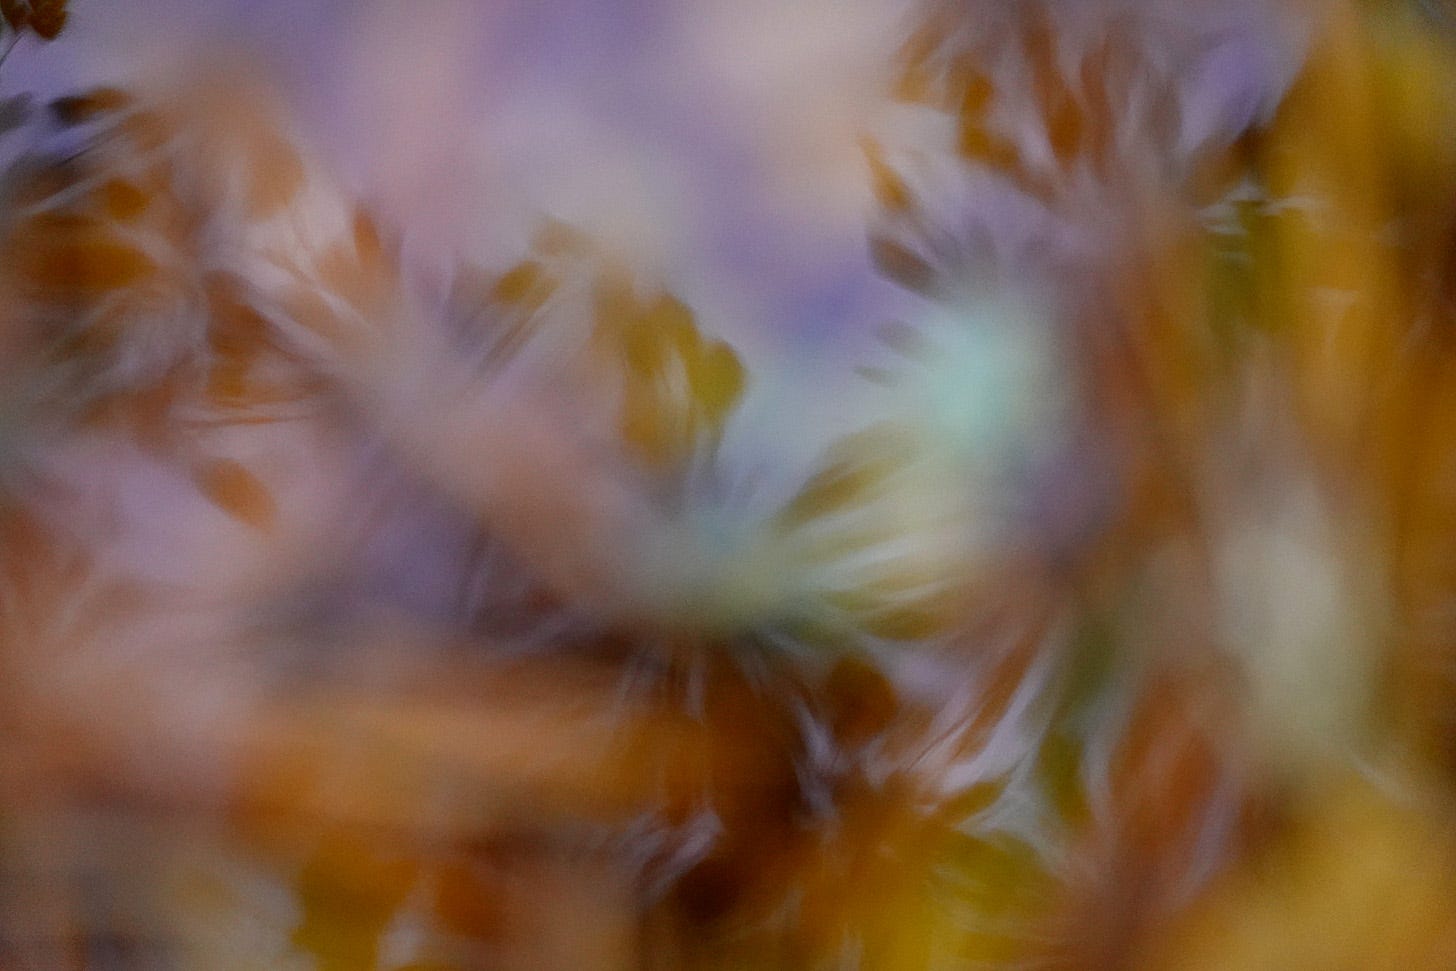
left=49, top=87, right=132, bottom=126
left=26, top=0, right=64, bottom=39
left=0, top=0, right=26, bottom=32
left=194, top=459, right=277, bottom=531
left=870, top=236, right=938, bottom=295
left=823, top=654, right=898, bottom=745
left=955, top=62, right=996, bottom=120
left=491, top=259, right=556, bottom=314
left=1023, top=9, right=1082, bottom=168
left=1079, top=38, right=1118, bottom=178
left=1046, top=91, right=1084, bottom=168
left=351, top=206, right=386, bottom=270
left=96, top=179, right=150, bottom=221
left=958, top=122, right=1022, bottom=174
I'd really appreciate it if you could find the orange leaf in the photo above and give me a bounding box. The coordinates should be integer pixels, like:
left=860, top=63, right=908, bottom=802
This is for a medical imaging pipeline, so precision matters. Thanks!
left=194, top=459, right=277, bottom=531
left=14, top=223, right=157, bottom=296
left=96, top=179, right=150, bottom=222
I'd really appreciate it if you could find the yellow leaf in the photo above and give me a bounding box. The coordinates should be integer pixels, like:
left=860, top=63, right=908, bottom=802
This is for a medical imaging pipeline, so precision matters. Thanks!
left=594, top=277, right=746, bottom=472
left=776, top=426, right=917, bottom=529
left=290, top=831, right=419, bottom=971
left=688, top=340, right=745, bottom=426
left=490, top=259, right=556, bottom=314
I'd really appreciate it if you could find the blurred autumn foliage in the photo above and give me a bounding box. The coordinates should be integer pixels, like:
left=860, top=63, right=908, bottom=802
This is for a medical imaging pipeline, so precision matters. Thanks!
left=4, top=1, right=1456, bottom=969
